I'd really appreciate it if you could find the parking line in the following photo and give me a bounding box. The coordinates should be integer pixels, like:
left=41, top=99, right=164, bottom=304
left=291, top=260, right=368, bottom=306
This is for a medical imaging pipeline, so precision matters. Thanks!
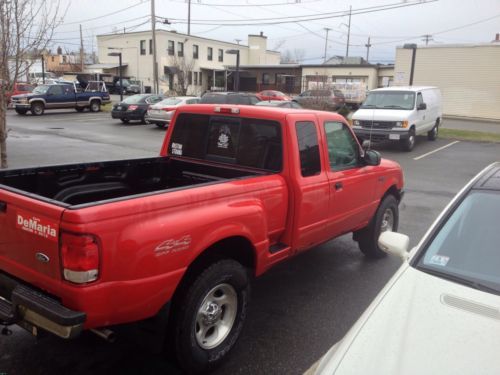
left=413, top=140, right=460, bottom=161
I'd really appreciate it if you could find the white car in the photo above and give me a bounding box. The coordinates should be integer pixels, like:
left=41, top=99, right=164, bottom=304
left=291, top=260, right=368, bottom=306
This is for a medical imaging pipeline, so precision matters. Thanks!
left=308, top=162, right=500, bottom=375
left=351, top=86, right=442, bottom=151
left=146, top=96, right=200, bottom=128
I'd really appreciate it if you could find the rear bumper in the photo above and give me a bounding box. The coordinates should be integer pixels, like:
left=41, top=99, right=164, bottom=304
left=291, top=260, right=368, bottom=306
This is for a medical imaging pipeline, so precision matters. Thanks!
left=111, top=110, right=145, bottom=120
left=0, top=272, right=85, bottom=339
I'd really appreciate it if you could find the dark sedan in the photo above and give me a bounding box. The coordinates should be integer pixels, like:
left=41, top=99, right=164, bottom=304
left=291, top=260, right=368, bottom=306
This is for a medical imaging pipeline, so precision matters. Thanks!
left=111, top=94, right=164, bottom=124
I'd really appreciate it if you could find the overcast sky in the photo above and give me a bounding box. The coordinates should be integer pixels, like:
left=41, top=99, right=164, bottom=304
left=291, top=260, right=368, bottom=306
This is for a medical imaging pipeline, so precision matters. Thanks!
left=51, top=0, right=500, bottom=63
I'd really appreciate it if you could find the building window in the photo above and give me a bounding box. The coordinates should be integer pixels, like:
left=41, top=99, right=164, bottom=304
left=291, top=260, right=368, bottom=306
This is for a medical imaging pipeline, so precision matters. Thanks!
left=149, top=39, right=153, bottom=55
left=62, top=55, right=67, bottom=63
left=178, top=42, right=184, bottom=57
left=199, top=71, right=202, bottom=85
left=193, top=44, right=199, bottom=59
left=51, top=56, right=55, bottom=62
left=188, top=71, right=192, bottom=85
left=140, top=40, right=146, bottom=55
left=194, top=72, right=198, bottom=85
left=168, top=40, right=175, bottom=56
left=218, top=49, right=223, bottom=62
left=207, top=47, right=213, bottom=61
left=262, top=73, right=271, bottom=85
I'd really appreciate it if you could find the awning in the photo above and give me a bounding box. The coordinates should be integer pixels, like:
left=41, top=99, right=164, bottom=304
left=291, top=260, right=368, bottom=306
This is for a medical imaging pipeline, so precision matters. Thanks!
left=163, top=66, right=179, bottom=75
left=86, top=63, right=128, bottom=69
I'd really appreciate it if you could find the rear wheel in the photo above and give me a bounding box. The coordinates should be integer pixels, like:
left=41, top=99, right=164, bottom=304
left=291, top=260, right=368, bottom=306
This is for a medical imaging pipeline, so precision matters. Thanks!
left=30, top=102, right=44, bottom=116
left=15, top=108, right=28, bottom=115
left=400, top=128, right=415, bottom=152
left=156, top=123, right=166, bottom=128
left=357, top=195, right=399, bottom=258
left=173, top=259, right=250, bottom=374
left=75, top=107, right=85, bottom=112
left=89, top=100, right=101, bottom=112
left=427, top=120, right=439, bottom=141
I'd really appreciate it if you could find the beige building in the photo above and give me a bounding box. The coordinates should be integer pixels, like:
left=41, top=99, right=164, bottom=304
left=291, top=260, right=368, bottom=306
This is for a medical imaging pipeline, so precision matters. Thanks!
left=394, top=43, right=500, bottom=120
left=96, top=30, right=280, bottom=95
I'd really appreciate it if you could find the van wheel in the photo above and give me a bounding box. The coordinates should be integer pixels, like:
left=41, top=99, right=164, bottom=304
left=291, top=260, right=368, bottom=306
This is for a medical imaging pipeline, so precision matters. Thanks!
left=400, top=128, right=415, bottom=151
left=357, top=195, right=399, bottom=258
left=173, top=259, right=250, bottom=374
left=31, top=102, right=44, bottom=116
left=89, top=100, right=100, bottom=112
left=427, top=121, right=439, bottom=141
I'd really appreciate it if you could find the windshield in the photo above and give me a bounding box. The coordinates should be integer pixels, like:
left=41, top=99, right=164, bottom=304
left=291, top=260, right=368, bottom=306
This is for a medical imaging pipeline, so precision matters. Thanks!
left=32, top=85, right=50, bottom=94
left=416, top=191, right=500, bottom=294
left=122, top=95, right=148, bottom=104
left=159, top=98, right=182, bottom=106
left=361, top=91, right=415, bottom=110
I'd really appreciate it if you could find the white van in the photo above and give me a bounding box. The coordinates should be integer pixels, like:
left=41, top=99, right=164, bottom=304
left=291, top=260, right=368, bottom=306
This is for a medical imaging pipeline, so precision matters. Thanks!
left=351, top=86, right=442, bottom=151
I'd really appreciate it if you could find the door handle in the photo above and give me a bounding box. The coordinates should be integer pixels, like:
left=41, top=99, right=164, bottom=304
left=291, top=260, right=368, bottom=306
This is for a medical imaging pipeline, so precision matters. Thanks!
left=334, top=182, right=343, bottom=190
left=0, top=201, right=6, bottom=213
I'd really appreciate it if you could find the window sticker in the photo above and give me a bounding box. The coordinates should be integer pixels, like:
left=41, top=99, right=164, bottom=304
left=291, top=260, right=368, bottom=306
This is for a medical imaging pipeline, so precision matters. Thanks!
left=217, top=125, right=231, bottom=149
left=172, top=142, right=183, bottom=155
left=429, top=255, right=450, bottom=267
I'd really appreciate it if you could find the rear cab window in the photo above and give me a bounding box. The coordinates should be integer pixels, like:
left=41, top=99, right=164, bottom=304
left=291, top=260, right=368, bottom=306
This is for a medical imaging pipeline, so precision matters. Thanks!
left=168, top=113, right=283, bottom=172
left=295, top=121, right=321, bottom=177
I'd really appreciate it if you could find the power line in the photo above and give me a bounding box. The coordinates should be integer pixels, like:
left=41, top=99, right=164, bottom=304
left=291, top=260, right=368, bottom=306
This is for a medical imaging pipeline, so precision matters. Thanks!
left=59, top=1, right=146, bottom=26
left=168, top=0, right=321, bottom=7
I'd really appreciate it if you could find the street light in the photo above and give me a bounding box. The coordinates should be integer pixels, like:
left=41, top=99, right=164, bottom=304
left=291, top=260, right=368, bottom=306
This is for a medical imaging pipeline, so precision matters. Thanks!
left=108, top=51, right=123, bottom=101
left=226, top=49, right=240, bottom=92
left=403, top=43, right=417, bottom=86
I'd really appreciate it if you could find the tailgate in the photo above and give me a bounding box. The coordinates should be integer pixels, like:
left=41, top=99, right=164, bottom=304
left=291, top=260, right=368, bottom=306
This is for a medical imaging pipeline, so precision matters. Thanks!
left=0, top=189, right=65, bottom=285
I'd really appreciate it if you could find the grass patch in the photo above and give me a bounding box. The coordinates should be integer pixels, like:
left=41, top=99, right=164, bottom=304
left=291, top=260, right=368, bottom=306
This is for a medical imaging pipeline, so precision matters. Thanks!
left=101, top=103, right=113, bottom=112
left=439, top=128, right=500, bottom=143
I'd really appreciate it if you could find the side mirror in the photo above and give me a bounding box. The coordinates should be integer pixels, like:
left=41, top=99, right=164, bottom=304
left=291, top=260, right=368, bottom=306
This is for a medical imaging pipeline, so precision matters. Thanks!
left=418, top=102, right=427, bottom=110
left=378, top=231, right=410, bottom=260
left=363, top=149, right=381, bottom=166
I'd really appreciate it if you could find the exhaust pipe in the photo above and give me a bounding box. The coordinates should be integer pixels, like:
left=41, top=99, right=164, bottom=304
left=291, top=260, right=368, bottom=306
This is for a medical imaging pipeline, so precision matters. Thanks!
left=91, top=328, right=116, bottom=343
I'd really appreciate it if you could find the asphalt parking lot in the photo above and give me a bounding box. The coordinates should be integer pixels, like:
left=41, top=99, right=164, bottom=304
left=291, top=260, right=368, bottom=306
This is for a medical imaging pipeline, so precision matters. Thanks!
left=1, top=109, right=500, bottom=375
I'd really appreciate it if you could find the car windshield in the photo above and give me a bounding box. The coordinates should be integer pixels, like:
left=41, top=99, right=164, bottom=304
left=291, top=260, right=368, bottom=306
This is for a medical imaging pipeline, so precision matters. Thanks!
left=32, top=85, right=50, bottom=94
left=122, top=95, right=148, bottom=104
left=416, top=190, right=500, bottom=294
left=361, top=91, right=415, bottom=110
left=117, top=79, right=131, bottom=86
left=159, top=98, right=182, bottom=105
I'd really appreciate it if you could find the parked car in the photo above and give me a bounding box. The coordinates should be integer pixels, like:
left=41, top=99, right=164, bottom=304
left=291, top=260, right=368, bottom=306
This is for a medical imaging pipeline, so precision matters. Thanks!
left=146, top=96, right=200, bottom=128
left=308, top=162, right=500, bottom=375
left=351, top=86, right=442, bottom=151
left=293, top=89, right=345, bottom=111
left=111, top=94, right=164, bottom=124
left=200, top=91, right=261, bottom=105
left=10, top=82, right=110, bottom=115
left=0, top=104, right=403, bottom=374
left=256, top=100, right=302, bottom=109
left=4, top=82, right=34, bottom=107
left=256, top=90, right=291, bottom=101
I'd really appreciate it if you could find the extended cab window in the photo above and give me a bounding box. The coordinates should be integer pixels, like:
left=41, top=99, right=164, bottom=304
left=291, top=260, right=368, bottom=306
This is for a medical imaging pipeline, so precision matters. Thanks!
left=169, top=114, right=282, bottom=172
left=324, top=121, right=360, bottom=171
left=49, top=85, right=63, bottom=95
left=295, top=121, right=321, bottom=177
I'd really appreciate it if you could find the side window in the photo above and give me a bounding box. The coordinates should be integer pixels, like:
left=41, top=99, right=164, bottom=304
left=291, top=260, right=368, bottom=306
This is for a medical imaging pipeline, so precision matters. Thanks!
left=49, top=85, right=63, bottom=95
left=416, top=92, right=423, bottom=108
left=324, top=121, right=360, bottom=171
left=296, top=121, right=321, bottom=177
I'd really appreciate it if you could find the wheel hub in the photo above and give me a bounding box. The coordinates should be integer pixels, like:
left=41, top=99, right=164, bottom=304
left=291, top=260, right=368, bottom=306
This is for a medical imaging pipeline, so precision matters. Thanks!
left=202, top=302, right=222, bottom=325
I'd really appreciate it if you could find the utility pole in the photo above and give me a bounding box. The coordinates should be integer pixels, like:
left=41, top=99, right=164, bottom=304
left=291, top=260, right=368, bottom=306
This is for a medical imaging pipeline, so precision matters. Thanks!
left=421, top=34, right=433, bottom=46
left=323, top=27, right=331, bottom=63
left=345, top=5, right=352, bottom=58
left=151, top=0, right=158, bottom=93
left=365, top=36, right=371, bottom=62
left=79, top=24, right=84, bottom=72
left=187, top=0, right=191, bottom=36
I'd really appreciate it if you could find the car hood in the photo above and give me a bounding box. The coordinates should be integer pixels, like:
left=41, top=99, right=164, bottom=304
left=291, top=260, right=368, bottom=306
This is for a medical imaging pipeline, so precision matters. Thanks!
left=11, top=93, right=36, bottom=99
left=319, top=266, right=500, bottom=375
left=352, top=108, right=413, bottom=122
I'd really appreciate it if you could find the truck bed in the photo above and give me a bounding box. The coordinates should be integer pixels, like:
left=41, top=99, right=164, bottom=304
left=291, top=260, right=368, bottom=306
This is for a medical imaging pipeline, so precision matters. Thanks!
left=0, top=157, right=263, bottom=207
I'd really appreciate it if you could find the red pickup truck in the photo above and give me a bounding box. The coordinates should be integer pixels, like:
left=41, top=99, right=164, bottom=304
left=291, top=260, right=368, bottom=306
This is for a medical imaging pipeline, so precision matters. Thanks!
left=0, top=105, right=403, bottom=373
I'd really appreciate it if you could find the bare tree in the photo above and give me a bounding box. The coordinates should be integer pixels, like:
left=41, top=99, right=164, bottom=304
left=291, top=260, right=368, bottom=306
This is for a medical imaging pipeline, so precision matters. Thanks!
left=293, top=48, right=306, bottom=63
left=167, top=55, right=195, bottom=96
left=0, top=0, right=65, bottom=168
left=280, top=49, right=294, bottom=63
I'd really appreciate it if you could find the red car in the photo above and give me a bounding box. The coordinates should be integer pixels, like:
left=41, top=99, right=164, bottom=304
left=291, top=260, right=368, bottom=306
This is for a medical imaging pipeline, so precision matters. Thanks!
left=257, top=90, right=291, bottom=101
left=5, top=82, right=35, bottom=107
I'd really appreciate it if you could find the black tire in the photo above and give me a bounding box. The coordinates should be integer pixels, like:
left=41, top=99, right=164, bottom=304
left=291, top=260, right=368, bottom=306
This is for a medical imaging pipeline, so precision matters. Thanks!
left=30, top=102, right=44, bottom=116
left=89, top=100, right=101, bottom=112
left=357, top=195, right=399, bottom=258
left=75, top=107, right=85, bottom=112
left=156, top=123, right=166, bottom=128
left=173, top=259, right=250, bottom=374
left=400, top=128, right=416, bottom=152
left=120, top=118, right=130, bottom=124
left=15, top=108, right=28, bottom=115
left=427, top=120, right=439, bottom=141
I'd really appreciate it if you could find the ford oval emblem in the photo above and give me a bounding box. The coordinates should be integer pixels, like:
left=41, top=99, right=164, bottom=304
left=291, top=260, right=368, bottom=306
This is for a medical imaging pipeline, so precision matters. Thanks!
left=35, top=252, right=50, bottom=263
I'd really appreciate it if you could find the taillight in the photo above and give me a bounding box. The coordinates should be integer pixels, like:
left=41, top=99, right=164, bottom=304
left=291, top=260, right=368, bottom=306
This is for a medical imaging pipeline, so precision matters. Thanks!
left=60, top=232, right=100, bottom=284
left=127, top=105, right=139, bottom=111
